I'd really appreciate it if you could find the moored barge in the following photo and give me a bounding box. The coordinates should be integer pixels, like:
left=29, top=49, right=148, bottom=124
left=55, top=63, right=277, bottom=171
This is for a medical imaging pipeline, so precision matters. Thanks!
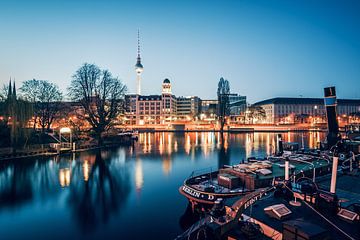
left=180, top=153, right=331, bottom=209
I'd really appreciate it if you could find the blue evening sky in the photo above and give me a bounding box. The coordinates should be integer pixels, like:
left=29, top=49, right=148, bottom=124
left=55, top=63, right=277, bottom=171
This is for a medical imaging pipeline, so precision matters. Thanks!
left=0, top=0, right=359, bottom=102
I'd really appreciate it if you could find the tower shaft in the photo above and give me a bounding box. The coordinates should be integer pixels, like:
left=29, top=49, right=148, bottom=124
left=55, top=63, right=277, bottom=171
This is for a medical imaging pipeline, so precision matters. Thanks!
left=136, top=74, right=141, bottom=95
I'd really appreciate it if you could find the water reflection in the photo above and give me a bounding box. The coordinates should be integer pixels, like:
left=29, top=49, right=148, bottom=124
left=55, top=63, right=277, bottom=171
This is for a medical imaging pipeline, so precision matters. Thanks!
left=82, top=160, right=90, bottom=182
left=57, top=156, right=72, bottom=187
left=0, top=159, right=35, bottom=208
left=67, top=150, right=130, bottom=232
left=134, top=131, right=327, bottom=169
left=135, top=157, right=143, bottom=192
left=0, top=132, right=327, bottom=239
left=163, top=157, right=172, bottom=175
left=218, top=138, right=230, bottom=168
left=0, top=149, right=131, bottom=234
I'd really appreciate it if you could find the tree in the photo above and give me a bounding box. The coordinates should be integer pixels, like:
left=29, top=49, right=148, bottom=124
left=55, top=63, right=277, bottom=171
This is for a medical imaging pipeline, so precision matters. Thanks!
left=0, top=84, right=8, bottom=102
left=217, top=77, right=230, bottom=132
left=246, top=105, right=266, bottom=124
left=68, top=63, right=127, bottom=145
left=3, top=81, right=33, bottom=148
left=20, top=79, right=63, bottom=132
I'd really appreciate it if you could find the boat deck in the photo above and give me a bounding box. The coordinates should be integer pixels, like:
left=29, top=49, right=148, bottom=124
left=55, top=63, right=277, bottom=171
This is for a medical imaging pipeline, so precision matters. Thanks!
left=191, top=178, right=247, bottom=194
left=221, top=156, right=330, bottom=181
left=317, top=172, right=360, bottom=208
left=243, top=192, right=359, bottom=240
left=185, top=155, right=331, bottom=194
left=242, top=174, right=360, bottom=240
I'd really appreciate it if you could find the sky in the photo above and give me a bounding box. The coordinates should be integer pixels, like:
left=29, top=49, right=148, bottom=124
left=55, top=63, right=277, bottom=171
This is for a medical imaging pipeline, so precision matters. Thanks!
left=0, top=0, right=360, bottom=103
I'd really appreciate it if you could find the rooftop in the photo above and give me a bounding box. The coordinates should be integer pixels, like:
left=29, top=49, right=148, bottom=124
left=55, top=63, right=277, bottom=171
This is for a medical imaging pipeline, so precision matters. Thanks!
left=254, top=97, right=360, bottom=106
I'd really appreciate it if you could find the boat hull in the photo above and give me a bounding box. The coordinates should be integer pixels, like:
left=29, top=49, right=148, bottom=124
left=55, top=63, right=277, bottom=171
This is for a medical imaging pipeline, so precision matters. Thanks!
left=179, top=184, right=249, bottom=206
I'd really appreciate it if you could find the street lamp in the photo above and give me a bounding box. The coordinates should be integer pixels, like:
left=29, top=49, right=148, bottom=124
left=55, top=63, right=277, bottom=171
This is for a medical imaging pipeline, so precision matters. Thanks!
left=59, top=127, right=72, bottom=147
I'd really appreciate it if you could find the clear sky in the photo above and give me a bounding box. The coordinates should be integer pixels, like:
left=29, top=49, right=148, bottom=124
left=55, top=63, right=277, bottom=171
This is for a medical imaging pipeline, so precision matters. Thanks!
left=1, top=0, right=360, bottom=102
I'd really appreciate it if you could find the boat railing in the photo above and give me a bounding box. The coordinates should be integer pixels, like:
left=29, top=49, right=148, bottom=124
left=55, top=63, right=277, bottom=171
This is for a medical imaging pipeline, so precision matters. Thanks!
left=188, top=167, right=215, bottom=179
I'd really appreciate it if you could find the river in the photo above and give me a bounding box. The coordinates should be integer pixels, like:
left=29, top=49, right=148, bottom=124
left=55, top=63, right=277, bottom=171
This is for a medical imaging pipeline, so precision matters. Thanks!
left=0, top=131, right=325, bottom=240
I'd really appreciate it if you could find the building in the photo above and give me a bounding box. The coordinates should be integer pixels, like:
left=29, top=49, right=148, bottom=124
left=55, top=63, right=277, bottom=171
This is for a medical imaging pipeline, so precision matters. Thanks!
left=161, top=79, right=177, bottom=122
left=253, top=97, right=360, bottom=124
left=228, top=93, right=247, bottom=115
left=176, top=96, right=201, bottom=119
left=124, top=79, right=177, bottom=125
left=200, top=99, right=218, bottom=117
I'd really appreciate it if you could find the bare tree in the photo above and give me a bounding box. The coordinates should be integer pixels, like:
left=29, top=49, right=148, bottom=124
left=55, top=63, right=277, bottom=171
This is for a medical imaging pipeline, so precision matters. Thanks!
left=0, top=84, right=8, bottom=102
left=20, top=79, right=63, bottom=132
left=246, top=105, right=266, bottom=124
left=217, top=77, right=230, bottom=132
left=68, top=63, right=127, bottom=145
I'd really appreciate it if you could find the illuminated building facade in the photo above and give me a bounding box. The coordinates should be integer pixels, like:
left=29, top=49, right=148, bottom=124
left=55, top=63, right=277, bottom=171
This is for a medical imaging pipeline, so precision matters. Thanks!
left=176, top=96, right=201, bottom=119
left=228, top=93, right=247, bottom=115
left=124, top=79, right=177, bottom=125
left=254, top=97, right=360, bottom=124
left=200, top=99, right=218, bottom=116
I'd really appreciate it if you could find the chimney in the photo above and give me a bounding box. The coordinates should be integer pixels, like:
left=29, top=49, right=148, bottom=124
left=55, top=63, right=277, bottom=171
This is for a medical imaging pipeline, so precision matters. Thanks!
left=324, top=87, right=340, bottom=148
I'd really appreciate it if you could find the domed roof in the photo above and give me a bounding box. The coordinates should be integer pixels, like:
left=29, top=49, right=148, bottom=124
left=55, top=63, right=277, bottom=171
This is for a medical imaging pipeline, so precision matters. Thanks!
left=163, top=78, right=170, bottom=84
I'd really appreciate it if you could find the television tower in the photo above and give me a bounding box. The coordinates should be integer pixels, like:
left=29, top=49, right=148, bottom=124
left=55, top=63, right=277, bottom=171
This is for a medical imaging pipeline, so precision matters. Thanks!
left=135, top=30, right=144, bottom=95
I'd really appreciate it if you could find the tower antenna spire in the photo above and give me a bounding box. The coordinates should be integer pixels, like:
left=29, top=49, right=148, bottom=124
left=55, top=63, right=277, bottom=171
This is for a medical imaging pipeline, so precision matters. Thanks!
left=137, top=29, right=141, bottom=59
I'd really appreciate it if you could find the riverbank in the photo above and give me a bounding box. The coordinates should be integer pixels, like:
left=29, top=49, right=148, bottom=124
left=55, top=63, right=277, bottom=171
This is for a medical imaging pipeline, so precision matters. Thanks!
left=0, top=141, right=134, bottom=161
left=136, top=127, right=328, bottom=133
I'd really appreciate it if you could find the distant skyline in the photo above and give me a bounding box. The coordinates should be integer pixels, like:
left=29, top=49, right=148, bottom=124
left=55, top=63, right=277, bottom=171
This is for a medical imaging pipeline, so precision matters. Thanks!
left=1, top=0, right=360, bottom=103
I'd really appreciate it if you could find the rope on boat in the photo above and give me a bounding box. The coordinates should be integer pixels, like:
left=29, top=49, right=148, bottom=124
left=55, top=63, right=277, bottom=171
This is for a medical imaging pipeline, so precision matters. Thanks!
left=302, top=200, right=356, bottom=240
left=283, top=184, right=356, bottom=240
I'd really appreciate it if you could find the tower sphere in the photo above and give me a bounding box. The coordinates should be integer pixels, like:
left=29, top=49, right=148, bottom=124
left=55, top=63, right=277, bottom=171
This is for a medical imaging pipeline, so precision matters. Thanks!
left=135, top=62, right=143, bottom=74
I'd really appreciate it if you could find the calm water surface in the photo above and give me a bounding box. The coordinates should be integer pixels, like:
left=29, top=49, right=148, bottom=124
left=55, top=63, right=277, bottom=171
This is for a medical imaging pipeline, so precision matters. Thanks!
left=0, top=132, right=325, bottom=240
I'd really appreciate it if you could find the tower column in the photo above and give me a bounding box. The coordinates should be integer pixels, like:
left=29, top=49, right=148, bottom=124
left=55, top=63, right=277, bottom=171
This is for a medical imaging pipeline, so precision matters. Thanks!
left=136, top=74, right=141, bottom=95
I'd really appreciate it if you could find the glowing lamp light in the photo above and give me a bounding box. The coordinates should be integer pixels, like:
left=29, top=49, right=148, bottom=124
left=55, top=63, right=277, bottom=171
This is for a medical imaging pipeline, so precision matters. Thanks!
left=60, top=127, right=71, bottom=134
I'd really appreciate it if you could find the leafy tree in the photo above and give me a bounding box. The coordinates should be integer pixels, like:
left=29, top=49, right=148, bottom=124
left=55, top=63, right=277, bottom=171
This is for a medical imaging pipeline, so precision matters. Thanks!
left=20, top=79, right=63, bottom=132
left=217, top=77, right=230, bottom=132
left=68, top=63, right=127, bottom=145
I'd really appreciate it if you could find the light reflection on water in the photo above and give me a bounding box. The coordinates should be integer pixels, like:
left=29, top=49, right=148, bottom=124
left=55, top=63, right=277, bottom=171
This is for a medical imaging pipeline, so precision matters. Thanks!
left=0, top=132, right=325, bottom=240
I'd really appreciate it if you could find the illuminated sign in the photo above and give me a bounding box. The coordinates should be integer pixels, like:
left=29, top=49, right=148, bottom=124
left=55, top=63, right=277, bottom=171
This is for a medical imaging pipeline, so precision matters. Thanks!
left=182, top=186, right=215, bottom=201
left=243, top=191, right=266, bottom=209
